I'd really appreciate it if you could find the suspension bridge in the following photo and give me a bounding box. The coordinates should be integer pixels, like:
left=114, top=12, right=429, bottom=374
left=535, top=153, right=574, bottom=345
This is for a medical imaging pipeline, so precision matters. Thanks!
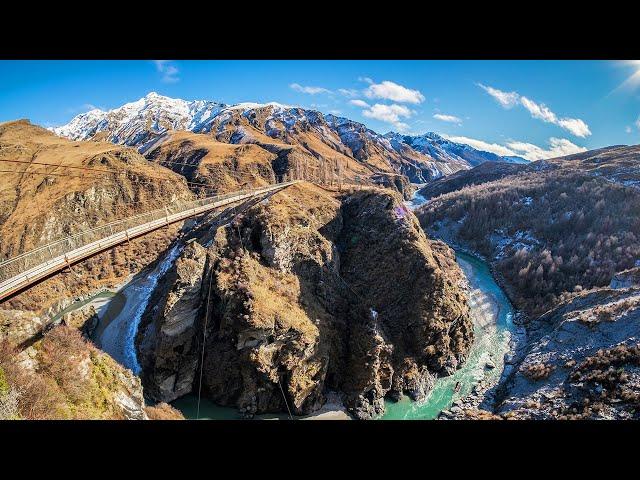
left=0, top=181, right=299, bottom=302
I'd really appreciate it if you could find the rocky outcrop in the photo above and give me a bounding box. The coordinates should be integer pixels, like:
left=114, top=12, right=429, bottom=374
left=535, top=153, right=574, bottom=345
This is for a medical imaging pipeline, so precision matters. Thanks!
left=610, top=268, right=640, bottom=290
left=370, top=173, right=415, bottom=200
left=0, top=325, right=148, bottom=419
left=138, top=183, right=472, bottom=418
left=137, top=241, right=207, bottom=402
left=335, top=192, right=472, bottom=416
left=0, top=309, right=45, bottom=346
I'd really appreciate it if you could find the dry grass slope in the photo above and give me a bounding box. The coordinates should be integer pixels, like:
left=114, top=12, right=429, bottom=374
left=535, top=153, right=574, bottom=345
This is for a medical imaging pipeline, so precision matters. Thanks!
left=0, top=120, right=195, bottom=314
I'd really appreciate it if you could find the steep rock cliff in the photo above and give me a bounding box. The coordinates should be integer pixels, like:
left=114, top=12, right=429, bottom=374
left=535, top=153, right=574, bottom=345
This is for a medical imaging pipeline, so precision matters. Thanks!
left=137, top=241, right=207, bottom=402
left=137, top=183, right=472, bottom=418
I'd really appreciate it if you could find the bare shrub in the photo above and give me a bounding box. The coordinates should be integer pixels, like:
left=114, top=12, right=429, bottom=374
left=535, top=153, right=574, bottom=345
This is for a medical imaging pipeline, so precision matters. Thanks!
left=37, top=326, right=92, bottom=404
left=145, top=402, right=185, bottom=420
left=419, top=163, right=640, bottom=315
left=0, top=365, right=21, bottom=419
left=521, top=362, right=555, bottom=380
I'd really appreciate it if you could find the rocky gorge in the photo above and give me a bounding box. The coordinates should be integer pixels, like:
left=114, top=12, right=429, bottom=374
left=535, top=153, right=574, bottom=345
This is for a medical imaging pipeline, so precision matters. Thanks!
left=2, top=117, right=476, bottom=420
left=135, top=183, right=473, bottom=419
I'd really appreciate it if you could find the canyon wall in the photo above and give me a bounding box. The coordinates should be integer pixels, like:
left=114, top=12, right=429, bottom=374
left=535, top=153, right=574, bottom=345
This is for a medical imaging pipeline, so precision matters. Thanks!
left=137, top=183, right=472, bottom=418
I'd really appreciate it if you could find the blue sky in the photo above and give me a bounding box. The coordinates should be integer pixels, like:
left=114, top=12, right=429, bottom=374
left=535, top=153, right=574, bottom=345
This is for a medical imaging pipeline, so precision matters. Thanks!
left=1, top=60, right=639, bottom=160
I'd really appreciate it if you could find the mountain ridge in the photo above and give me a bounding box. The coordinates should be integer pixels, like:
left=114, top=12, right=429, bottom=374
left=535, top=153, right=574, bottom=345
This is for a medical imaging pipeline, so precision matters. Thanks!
left=51, top=92, right=527, bottom=182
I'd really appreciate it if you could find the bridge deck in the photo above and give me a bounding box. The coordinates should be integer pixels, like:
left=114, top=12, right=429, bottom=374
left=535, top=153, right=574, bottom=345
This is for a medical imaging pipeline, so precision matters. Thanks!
left=0, top=181, right=298, bottom=302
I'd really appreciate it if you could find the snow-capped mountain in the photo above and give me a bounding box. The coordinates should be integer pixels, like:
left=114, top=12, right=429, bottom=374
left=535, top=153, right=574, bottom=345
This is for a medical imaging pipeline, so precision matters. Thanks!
left=52, top=92, right=225, bottom=153
left=325, top=114, right=470, bottom=179
left=385, top=132, right=528, bottom=166
left=52, top=92, right=527, bottom=182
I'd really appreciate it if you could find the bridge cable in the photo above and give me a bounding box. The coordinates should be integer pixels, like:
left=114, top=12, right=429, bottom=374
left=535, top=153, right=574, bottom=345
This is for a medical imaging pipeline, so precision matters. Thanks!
left=0, top=168, right=223, bottom=233
left=0, top=156, right=225, bottom=177
left=196, top=262, right=215, bottom=420
left=0, top=157, right=238, bottom=193
left=277, top=375, right=294, bottom=420
left=0, top=169, right=216, bottom=194
left=0, top=161, right=224, bottom=193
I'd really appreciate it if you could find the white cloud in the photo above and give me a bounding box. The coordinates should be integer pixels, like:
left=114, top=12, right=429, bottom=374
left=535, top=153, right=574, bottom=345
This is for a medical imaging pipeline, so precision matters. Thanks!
left=433, top=113, right=462, bottom=125
left=478, top=83, right=591, bottom=138
left=290, top=83, right=332, bottom=95
left=520, top=96, right=591, bottom=137
left=636, top=116, right=640, bottom=130
left=626, top=126, right=633, bottom=134
left=443, top=134, right=586, bottom=161
left=556, top=118, right=591, bottom=138
left=349, top=99, right=370, bottom=108
left=505, top=137, right=587, bottom=160
left=520, top=96, right=556, bottom=122
left=338, top=88, right=359, bottom=97
left=154, top=60, right=180, bottom=83
left=329, top=109, right=342, bottom=115
left=364, top=80, right=425, bottom=104
left=362, top=103, right=414, bottom=131
left=358, top=76, right=374, bottom=84
left=362, top=103, right=412, bottom=123
left=478, top=83, right=520, bottom=108
left=443, top=135, right=518, bottom=157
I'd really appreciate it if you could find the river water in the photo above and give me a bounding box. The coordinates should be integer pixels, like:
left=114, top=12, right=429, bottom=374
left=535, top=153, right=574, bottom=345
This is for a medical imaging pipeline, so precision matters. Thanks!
left=381, top=251, right=514, bottom=419
left=379, top=190, right=515, bottom=419
left=97, top=244, right=183, bottom=373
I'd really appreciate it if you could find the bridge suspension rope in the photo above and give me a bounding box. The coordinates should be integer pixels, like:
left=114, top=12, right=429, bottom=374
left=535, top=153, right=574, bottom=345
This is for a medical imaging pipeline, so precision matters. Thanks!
left=0, top=159, right=225, bottom=193
left=196, top=264, right=214, bottom=420
left=0, top=181, right=298, bottom=301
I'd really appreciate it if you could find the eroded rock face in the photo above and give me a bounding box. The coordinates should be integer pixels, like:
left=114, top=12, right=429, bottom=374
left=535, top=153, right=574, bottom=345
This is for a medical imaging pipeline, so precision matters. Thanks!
left=0, top=325, right=148, bottom=420
left=138, top=184, right=472, bottom=418
left=113, top=369, right=148, bottom=420
left=370, top=173, right=416, bottom=200
left=610, top=268, right=640, bottom=290
left=137, top=241, right=207, bottom=402
left=337, top=191, right=472, bottom=416
left=340, top=192, right=472, bottom=373
left=0, top=310, right=45, bottom=346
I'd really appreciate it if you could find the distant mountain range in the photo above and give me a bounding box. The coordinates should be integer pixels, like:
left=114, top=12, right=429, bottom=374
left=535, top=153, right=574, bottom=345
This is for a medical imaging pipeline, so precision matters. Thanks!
left=52, top=92, right=528, bottom=183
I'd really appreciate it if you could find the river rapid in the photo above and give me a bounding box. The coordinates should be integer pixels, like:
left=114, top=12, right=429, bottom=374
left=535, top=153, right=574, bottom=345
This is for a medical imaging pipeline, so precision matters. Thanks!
left=381, top=251, right=514, bottom=419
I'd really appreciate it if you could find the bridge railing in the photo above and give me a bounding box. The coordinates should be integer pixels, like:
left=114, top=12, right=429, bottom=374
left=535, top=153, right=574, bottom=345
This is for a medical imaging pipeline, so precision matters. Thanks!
left=0, top=181, right=296, bottom=284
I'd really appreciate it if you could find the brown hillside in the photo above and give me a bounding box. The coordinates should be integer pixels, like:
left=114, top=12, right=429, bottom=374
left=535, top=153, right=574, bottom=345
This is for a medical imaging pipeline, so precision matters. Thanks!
left=0, top=120, right=194, bottom=314
left=143, top=131, right=278, bottom=193
left=0, top=120, right=194, bottom=257
left=202, top=107, right=422, bottom=181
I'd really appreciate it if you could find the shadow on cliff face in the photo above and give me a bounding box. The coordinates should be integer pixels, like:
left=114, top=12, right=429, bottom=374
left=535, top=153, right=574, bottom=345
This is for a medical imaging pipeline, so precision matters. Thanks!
left=137, top=184, right=473, bottom=419
left=334, top=191, right=473, bottom=418
left=135, top=193, right=281, bottom=405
